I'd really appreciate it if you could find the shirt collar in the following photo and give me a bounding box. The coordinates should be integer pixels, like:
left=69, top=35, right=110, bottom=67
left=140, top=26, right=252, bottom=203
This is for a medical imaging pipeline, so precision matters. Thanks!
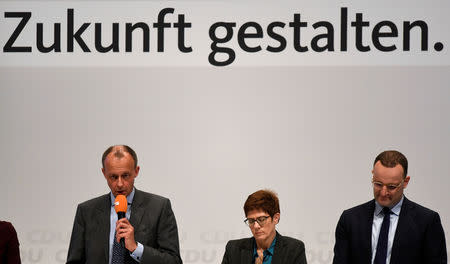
left=110, top=188, right=135, bottom=207
left=374, top=195, right=404, bottom=216
left=253, top=235, right=277, bottom=259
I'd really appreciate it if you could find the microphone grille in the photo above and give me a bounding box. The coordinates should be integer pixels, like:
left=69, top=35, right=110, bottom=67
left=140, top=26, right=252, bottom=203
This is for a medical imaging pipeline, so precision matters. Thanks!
left=114, top=195, right=127, bottom=213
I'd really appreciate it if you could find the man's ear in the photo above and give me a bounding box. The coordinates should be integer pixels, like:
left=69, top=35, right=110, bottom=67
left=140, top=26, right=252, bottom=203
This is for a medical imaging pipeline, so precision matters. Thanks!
left=134, top=166, right=140, bottom=178
left=403, top=175, right=410, bottom=188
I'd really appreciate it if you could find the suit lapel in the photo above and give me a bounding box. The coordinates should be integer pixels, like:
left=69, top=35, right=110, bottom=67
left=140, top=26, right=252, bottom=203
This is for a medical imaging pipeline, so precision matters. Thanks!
left=96, top=194, right=111, bottom=264
left=240, top=238, right=254, bottom=264
left=129, top=189, right=145, bottom=231
left=271, top=232, right=284, bottom=264
left=391, top=197, right=414, bottom=263
left=364, top=200, right=376, bottom=262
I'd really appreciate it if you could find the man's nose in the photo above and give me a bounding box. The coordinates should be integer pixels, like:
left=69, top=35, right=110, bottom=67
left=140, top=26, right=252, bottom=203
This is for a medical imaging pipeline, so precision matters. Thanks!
left=380, top=186, right=389, bottom=196
left=117, top=177, right=123, bottom=186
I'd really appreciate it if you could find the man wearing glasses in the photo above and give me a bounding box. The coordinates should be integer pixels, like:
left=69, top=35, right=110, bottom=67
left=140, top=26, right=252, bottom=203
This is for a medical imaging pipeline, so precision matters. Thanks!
left=221, top=189, right=307, bottom=264
left=333, top=150, right=447, bottom=264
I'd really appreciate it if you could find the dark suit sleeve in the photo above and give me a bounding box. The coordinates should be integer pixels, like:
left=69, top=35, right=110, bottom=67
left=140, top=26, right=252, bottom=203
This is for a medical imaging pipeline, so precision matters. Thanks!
left=221, top=241, right=231, bottom=264
left=140, top=199, right=182, bottom=264
left=424, top=212, right=447, bottom=264
left=5, top=222, right=22, bottom=264
left=66, top=205, right=86, bottom=264
left=332, top=212, right=349, bottom=264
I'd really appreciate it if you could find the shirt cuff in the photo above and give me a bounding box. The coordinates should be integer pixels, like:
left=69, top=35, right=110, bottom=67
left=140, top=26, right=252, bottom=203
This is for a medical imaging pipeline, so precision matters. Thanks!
left=130, top=242, right=144, bottom=262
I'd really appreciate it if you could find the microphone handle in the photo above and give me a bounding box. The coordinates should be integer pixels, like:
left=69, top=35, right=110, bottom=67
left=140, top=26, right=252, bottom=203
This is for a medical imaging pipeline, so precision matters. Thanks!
left=117, top=211, right=126, bottom=248
left=120, top=238, right=125, bottom=248
left=117, top=212, right=126, bottom=220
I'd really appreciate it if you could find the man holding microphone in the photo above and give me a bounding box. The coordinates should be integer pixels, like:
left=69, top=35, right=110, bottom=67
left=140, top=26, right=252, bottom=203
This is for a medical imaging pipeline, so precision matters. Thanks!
left=67, top=145, right=182, bottom=264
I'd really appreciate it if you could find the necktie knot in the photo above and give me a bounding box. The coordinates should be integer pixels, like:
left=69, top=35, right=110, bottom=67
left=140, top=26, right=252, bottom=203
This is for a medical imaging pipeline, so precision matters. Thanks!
left=382, top=207, right=391, bottom=215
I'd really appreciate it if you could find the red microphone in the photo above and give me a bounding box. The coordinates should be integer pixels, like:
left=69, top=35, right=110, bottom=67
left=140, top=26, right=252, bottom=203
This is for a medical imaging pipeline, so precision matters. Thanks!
left=114, top=195, right=127, bottom=247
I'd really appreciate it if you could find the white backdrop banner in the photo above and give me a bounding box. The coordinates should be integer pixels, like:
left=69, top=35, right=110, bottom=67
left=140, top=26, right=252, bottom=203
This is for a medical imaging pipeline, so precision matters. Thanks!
left=0, top=1, right=449, bottom=66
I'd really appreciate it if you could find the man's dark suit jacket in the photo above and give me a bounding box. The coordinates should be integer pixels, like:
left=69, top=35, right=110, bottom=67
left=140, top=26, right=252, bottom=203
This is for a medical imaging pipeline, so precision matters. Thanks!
left=333, top=197, right=447, bottom=264
left=66, top=189, right=182, bottom=264
left=221, top=232, right=307, bottom=264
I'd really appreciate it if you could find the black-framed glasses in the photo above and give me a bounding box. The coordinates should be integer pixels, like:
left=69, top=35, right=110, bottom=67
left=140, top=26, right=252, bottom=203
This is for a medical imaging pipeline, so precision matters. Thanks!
left=372, top=179, right=404, bottom=192
left=244, top=216, right=270, bottom=226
